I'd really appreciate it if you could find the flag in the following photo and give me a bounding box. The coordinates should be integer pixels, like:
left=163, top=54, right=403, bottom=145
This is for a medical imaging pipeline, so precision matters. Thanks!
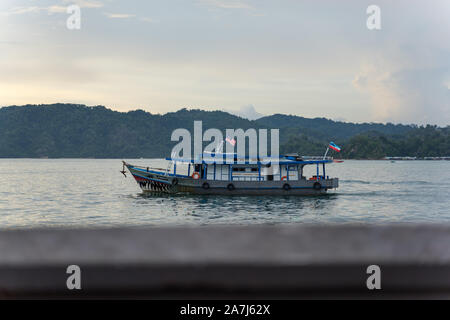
left=329, top=141, right=341, bottom=152
left=226, top=137, right=236, bottom=146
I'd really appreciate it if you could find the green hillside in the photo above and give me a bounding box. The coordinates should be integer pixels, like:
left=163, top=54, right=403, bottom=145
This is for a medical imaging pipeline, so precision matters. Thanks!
left=0, top=103, right=448, bottom=159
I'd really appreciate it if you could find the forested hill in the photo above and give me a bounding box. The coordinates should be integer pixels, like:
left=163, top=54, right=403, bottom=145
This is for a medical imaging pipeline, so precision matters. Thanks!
left=0, top=103, right=448, bottom=159
left=257, top=114, right=413, bottom=141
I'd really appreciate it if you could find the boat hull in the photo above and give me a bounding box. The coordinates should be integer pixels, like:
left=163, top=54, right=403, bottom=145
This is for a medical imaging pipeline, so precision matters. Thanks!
left=126, top=164, right=338, bottom=196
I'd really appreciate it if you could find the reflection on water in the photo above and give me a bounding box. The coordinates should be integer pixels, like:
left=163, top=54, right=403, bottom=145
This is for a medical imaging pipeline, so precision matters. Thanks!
left=0, top=159, right=449, bottom=229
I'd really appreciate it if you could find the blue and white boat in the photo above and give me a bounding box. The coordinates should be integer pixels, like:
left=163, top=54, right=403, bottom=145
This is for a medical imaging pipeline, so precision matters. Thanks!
left=122, top=153, right=339, bottom=195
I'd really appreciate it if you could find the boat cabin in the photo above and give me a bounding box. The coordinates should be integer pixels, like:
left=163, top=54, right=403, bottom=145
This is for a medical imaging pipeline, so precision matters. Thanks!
left=166, top=153, right=332, bottom=182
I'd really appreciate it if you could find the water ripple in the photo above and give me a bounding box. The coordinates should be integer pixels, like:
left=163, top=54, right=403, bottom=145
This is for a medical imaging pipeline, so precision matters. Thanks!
left=0, top=159, right=449, bottom=228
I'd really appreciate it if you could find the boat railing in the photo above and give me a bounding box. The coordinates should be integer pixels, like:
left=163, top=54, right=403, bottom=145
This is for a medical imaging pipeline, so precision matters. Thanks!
left=232, top=176, right=263, bottom=182
left=302, top=156, right=333, bottom=161
left=130, top=164, right=170, bottom=172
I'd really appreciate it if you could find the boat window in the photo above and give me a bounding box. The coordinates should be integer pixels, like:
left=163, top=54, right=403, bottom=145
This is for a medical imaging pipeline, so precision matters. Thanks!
left=251, top=168, right=258, bottom=172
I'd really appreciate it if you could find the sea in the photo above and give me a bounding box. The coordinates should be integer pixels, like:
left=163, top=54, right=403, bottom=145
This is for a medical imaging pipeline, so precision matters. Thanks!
left=1, top=159, right=449, bottom=229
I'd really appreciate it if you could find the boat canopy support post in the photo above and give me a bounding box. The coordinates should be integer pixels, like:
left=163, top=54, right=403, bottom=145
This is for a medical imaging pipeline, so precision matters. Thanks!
left=323, top=163, right=326, bottom=179
left=316, top=163, right=319, bottom=180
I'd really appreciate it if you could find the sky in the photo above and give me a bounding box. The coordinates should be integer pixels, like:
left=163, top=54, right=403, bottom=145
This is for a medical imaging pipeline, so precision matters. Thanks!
left=0, top=0, right=449, bottom=125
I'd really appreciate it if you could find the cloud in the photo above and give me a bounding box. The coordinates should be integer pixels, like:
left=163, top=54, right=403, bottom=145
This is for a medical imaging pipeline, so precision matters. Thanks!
left=350, top=0, right=450, bottom=126
left=61, top=0, right=104, bottom=9
left=0, top=1, right=104, bottom=16
left=1, top=0, right=448, bottom=125
left=104, top=13, right=136, bottom=19
left=197, top=0, right=253, bottom=10
left=47, top=6, right=68, bottom=14
left=0, top=6, right=41, bottom=15
left=353, top=65, right=450, bottom=125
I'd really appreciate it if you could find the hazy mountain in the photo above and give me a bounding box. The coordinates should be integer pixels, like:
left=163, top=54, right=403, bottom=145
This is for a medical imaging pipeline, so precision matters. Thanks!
left=225, top=105, right=265, bottom=120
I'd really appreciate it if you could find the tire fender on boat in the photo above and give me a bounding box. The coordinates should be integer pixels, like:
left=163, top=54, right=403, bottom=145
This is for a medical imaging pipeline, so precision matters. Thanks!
left=192, top=172, right=200, bottom=179
left=283, top=183, right=291, bottom=191
left=172, top=178, right=178, bottom=186
left=202, top=182, right=210, bottom=190
left=313, top=182, right=322, bottom=190
left=227, top=183, right=235, bottom=191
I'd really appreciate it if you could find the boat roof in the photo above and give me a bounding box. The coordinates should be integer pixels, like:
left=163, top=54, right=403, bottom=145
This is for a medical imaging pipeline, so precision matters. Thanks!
left=166, top=153, right=333, bottom=165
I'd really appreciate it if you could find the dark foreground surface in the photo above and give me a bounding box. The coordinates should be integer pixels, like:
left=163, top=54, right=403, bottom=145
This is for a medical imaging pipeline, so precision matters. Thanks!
left=0, top=224, right=449, bottom=299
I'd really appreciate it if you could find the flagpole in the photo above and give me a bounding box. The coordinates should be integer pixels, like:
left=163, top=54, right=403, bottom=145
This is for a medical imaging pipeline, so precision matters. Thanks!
left=323, top=147, right=329, bottom=160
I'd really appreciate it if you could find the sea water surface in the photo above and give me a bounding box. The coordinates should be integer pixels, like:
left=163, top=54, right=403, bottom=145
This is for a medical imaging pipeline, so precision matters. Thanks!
left=1, top=159, right=449, bottom=229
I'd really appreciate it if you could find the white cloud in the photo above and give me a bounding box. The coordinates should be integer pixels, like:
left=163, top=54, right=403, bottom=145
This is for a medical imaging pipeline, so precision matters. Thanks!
left=1, top=1, right=104, bottom=16
left=104, top=13, right=136, bottom=19
left=47, top=5, right=67, bottom=14
left=61, top=0, right=104, bottom=9
left=353, top=65, right=450, bottom=125
left=1, top=6, right=41, bottom=15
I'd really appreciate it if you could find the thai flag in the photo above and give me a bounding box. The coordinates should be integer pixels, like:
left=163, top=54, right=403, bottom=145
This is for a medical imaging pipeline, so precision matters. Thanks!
left=226, top=137, right=236, bottom=146
left=329, top=141, right=341, bottom=152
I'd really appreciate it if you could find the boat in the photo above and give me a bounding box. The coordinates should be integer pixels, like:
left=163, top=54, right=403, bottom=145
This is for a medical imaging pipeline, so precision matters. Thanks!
left=122, top=153, right=339, bottom=195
